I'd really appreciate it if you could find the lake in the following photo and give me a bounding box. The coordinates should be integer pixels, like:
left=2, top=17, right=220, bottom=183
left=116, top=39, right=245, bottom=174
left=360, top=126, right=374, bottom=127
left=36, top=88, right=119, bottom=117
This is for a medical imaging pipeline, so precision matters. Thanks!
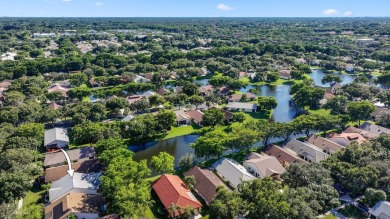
left=310, top=70, right=356, bottom=87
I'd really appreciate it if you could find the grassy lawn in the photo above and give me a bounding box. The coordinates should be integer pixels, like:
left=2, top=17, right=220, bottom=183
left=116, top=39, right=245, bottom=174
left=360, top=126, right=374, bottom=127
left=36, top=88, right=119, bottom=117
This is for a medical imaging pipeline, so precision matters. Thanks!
left=321, top=214, right=337, bottom=219
left=338, top=205, right=366, bottom=219
left=371, top=70, right=382, bottom=76
left=22, top=187, right=45, bottom=208
left=308, top=108, right=331, bottom=116
left=163, top=123, right=202, bottom=140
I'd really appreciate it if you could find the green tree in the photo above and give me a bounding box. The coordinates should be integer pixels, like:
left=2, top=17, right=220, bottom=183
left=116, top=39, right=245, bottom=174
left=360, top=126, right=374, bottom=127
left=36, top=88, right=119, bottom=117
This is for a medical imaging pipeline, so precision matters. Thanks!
left=347, top=101, right=375, bottom=126
left=229, top=126, right=260, bottom=151
left=376, top=72, right=390, bottom=89
left=321, top=74, right=342, bottom=85
left=191, top=130, right=230, bottom=159
left=257, top=96, right=277, bottom=112
left=363, top=188, right=387, bottom=207
left=188, top=95, right=205, bottom=109
left=155, top=110, right=176, bottom=132
left=148, top=95, right=165, bottom=107
left=202, top=109, right=225, bottom=127
left=209, top=187, right=247, bottom=219
left=266, top=72, right=279, bottom=82
left=69, top=73, right=88, bottom=87
left=323, top=96, right=348, bottom=115
left=150, top=152, right=175, bottom=174
left=240, top=178, right=291, bottom=219
left=282, top=163, right=333, bottom=188
left=179, top=153, right=195, bottom=171
left=67, top=86, right=91, bottom=101
left=0, top=171, right=32, bottom=203
left=233, top=112, right=246, bottom=123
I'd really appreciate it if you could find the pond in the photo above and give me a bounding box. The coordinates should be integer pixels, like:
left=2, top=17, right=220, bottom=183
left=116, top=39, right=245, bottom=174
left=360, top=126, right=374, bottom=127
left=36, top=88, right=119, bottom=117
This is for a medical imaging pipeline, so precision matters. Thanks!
left=131, top=135, right=200, bottom=168
left=310, top=70, right=356, bottom=87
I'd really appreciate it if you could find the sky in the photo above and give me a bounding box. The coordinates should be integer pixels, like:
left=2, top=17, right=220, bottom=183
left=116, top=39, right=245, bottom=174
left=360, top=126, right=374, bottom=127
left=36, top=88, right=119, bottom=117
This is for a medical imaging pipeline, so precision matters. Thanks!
left=0, top=0, right=389, bottom=17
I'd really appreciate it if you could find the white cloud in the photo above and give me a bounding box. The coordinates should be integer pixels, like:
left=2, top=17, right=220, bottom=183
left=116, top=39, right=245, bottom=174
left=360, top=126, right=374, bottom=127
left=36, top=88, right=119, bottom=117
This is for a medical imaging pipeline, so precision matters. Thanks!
left=62, top=0, right=71, bottom=2
left=95, top=1, right=103, bottom=6
left=344, top=11, right=353, bottom=16
left=217, top=3, right=233, bottom=11
left=322, top=9, right=339, bottom=16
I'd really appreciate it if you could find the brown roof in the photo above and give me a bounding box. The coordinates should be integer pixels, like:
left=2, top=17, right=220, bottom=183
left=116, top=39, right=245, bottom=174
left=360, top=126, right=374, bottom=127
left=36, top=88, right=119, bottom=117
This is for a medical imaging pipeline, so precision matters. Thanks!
left=227, top=94, right=242, bottom=102
left=156, top=88, right=170, bottom=96
left=332, top=83, right=342, bottom=89
left=44, top=193, right=104, bottom=219
left=239, top=72, right=248, bottom=77
left=326, top=132, right=367, bottom=146
left=44, top=147, right=96, bottom=167
left=185, top=110, right=204, bottom=124
left=306, top=135, right=344, bottom=154
left=48, top=102, right=62, bottom=110
left=126, top=95, right=143, bottom=104
left=263, top=145, right=306, bottom=167
left=278, top=70, right=291, bottom=78
left=152, top=174, right=202, bottom=217
left=200, top=85, right=215, bottom=94
left=185, top=167, right=229, bottom=205
left=343, top=126, right=380, bottom=139
left=0, top=80, right=12, bottom=89
left=221, top=109, right=234, bottom=121
left=144, top=73, right=154, bottom=81
left=45, top=159, right=103, bottom=183
left=324, top=93, right=335, bottom=100
left=219, top=86, right=230, bottom=95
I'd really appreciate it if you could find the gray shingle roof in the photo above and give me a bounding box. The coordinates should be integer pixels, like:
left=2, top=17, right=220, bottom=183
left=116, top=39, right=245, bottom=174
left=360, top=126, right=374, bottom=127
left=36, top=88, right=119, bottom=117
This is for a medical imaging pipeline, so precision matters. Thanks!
left=369, top=201, right=390, bottom=219
left=49, top=172, right=101, bottom=202
left=226, top=102, right=257, bottom=110
left=361, top=121, right=390, bottom=135
left=285, top=139, right=329, bottom=162
left=44, top=128, right=69, bottom=146
left=213, top=158, right=255, bottom=190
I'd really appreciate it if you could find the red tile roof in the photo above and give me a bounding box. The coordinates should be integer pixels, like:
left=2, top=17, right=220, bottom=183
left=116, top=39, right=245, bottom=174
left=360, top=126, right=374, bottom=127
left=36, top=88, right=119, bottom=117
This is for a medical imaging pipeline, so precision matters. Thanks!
left=152, top=174, right=202, bottom=217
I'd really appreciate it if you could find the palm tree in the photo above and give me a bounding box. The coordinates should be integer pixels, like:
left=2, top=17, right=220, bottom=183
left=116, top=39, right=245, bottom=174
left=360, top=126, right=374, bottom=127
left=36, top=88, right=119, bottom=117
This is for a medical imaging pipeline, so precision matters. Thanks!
left=183, top=206, right=197, bottom=219
left=168, top=203, right=182, bottom=218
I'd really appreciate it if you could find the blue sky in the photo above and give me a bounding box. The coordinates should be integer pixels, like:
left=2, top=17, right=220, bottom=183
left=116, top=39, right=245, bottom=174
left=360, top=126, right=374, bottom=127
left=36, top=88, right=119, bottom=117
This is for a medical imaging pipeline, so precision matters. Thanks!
left=0, top=0, right=389, bottom=17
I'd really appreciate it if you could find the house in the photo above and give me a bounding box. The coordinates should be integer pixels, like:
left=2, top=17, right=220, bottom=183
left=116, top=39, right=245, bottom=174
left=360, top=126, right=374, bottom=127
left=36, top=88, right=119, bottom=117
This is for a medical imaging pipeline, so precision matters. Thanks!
left=200, top=85, right=215, bottom=96
left=185, top=110, right=204, bottom=126
left=152, top=174, right=202, bottom=218
left=48, top=172, right=101, bottom=202
left=361, top=121, right=390, bottom=135
left=144, top=73, right=154, bottom=81
left=306, top=135, right=344, bottom=154
left=278, top=70, right=292, bottom=80
left=343, top=126, right=380, bottom=139
left=184, top=167, right=230, bottom=205
left=239, top=72, right=248, bottom=78
left=121, top=114, right=134, bottom=122
left=326, top=132, right=366, bottom=147
left=141, top=91, right=156, bottom=98
left=331, top=83, right=342, bottom=93
left=32, top=33, right=56, bottom=38
left=221, top=109, right=234, bottom=123
left=218, top=86, right=230, bottom=96
left=88, top=78, right=100, bottom=88
left=44, top=192, right=104, bottom=219
left=125, top=95, right=143, bottom=105
left=45, top=159, right=102, bottom=183
left=345, top=65, right=354, bottom=73
left=0, top=52, right=17, bottom=61
left=156, top=88, right=170, bottom=96
left=227, top=93, right=256, bottom=102
left=213, top=158, right=255, bottom=190
left=243, top=153, right=285, bottom=180
left=372, top=107, right=390, bottom=121
left=174, top=110, right=191, bottom=126
left=200, top=67, right=209, bottom=76
left=173, top=86, right=183, bottom=94
left=285, top=139, right=329, bottom=162
left=369, top=201, right=390, bottom=219
left=44, top=147, right=96, bottom=168
left=47, top=84, right=70, bottom=97
left=48, top=102, right=62, bottom=110
left=133, top=75, right=148, bottom=83
left=263, top=144, right=306, bottom=167
left=226, top=102, right=257, bottom=112
left=0, top=80, right=12, bottom=90
left=44, top=128, right=69, bottom=150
